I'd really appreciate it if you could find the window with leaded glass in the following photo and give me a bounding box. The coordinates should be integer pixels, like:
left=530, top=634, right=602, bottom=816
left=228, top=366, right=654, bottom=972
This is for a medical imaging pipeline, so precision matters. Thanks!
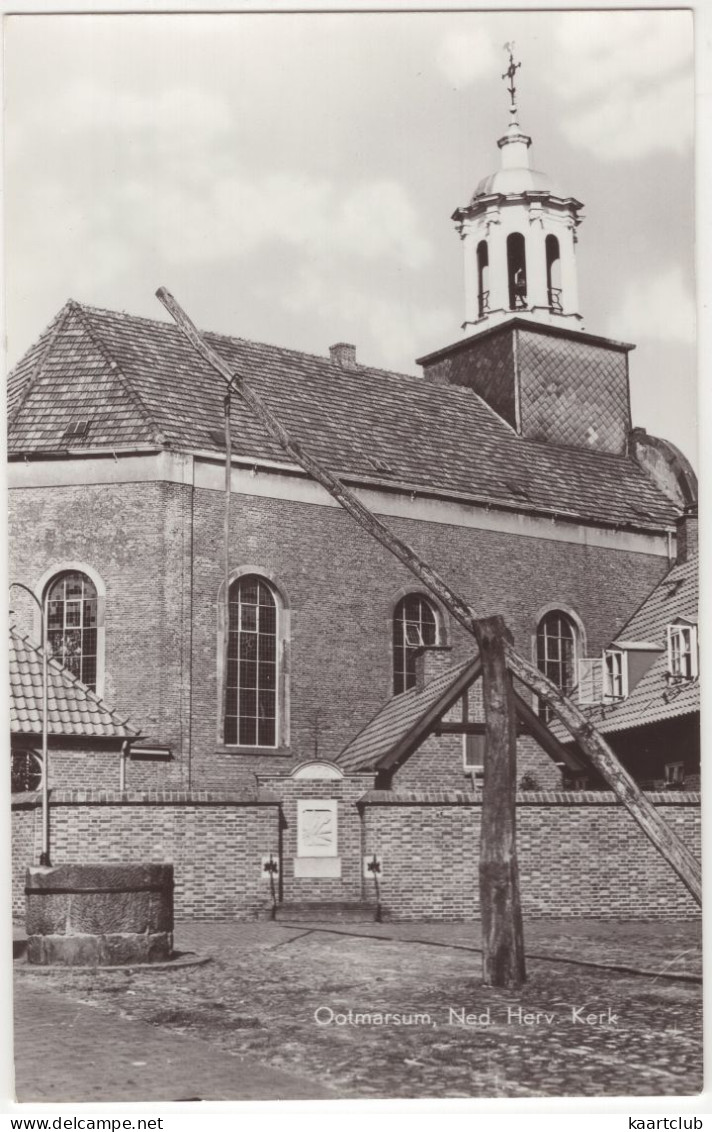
left=393, top=594, right=438, bottom=695
left=536, top=611, right=577, bottom=721
left=225, top=575, right=278, bottom=747
left=46, top=572, right=98, bottom=690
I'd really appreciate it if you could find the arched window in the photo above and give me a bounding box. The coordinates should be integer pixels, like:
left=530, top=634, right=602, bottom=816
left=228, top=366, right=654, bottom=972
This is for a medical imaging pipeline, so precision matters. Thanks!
left=546, top=235, right=562, bottom=312
left=225, top=575, right=278, bottom=747
left=507, top=232, right=527, bottom=311
left=46, top=571, right=98, bottom=690
left=536, top=610, right=578, bottom=721
left=477, top=240, right=490, bottom=318
left=393, top=594, right=438, bottom=695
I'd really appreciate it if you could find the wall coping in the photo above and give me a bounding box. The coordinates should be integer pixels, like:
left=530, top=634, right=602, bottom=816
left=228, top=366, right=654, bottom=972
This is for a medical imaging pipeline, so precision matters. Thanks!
left=358, top=789, right=701, bottom=807
left=12, top=789, right=281, bottom=808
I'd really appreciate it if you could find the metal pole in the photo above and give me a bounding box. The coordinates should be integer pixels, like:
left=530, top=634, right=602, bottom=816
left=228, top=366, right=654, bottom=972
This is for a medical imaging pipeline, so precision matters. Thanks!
left=222, top=382, right=236, bottom=738
left=9, top=581, right=50, bottom=866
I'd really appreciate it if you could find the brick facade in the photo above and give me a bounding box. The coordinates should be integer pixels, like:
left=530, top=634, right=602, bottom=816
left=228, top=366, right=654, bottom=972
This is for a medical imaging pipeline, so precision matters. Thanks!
left=9, top=477, right=670, bottom=791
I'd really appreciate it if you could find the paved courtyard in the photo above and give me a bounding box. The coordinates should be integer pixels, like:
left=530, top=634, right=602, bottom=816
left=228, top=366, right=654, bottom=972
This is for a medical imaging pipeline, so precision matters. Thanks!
left=14, top=918, right=702, bottom=1102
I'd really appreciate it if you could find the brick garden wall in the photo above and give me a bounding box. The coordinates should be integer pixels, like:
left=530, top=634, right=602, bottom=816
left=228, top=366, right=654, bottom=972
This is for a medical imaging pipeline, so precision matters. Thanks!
left=11, top=791, right=280, bottom=920
left=361, top=790, right=701, bottom=921
left=12, top=787, right=701, bottom=922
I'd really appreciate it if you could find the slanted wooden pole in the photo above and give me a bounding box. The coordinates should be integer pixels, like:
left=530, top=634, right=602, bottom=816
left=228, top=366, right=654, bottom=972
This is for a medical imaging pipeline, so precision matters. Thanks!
left=475, top=616, right=525, bottom=988
left=156, top=286, right=701, bottom=907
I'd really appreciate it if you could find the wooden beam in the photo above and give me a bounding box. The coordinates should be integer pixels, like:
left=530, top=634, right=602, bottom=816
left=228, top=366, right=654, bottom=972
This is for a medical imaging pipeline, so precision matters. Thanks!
left=475, top=616, right=526, bottom=989
left=512, top=691, right=587, bottom=774
left=507, top=650, right=702, bottom=905
left=157, top=287, right=701, bottom=907
left=435, top=721, right=529, bottom=736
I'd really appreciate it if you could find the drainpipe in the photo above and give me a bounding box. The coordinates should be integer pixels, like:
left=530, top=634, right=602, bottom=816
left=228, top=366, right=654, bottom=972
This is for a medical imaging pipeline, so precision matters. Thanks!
left=119, top=740, right=129, bottom=792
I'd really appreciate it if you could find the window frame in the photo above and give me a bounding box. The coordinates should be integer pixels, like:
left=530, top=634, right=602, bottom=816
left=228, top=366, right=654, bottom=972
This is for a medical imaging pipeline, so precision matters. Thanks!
left=535, top=608, right=581, bottom=721
left=667, top=621, right=698, bottom=681
left=603, top=648, right=628, bottom=702
left=392, top=592, right=440, bottom=695
left=35, top=563, right=106, bottom=698
left=217, top=568, right=290, bottom=752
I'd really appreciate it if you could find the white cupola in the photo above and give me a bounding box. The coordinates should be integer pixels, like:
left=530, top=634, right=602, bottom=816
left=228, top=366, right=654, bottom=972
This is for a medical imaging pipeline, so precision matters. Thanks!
left=452, top=47, right=584, bottom=333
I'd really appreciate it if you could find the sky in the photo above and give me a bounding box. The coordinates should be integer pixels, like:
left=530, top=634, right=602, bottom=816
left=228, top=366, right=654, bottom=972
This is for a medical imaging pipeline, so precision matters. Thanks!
left=3, top=7, right=698, bottom=464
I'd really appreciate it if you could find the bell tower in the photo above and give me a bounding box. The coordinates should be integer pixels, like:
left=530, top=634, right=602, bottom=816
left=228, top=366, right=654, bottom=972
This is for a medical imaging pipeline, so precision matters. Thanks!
left=417, top=47, right=635, bottom=457
left=453, top=46, right=584, bottom=332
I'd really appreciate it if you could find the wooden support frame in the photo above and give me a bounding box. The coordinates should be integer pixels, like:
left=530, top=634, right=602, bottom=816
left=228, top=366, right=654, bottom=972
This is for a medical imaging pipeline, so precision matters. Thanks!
left=475, top=616, right=526, bottom=988
left=157, top=287, right=701, bottom=910
left=512, top=691, right=587, bottom=774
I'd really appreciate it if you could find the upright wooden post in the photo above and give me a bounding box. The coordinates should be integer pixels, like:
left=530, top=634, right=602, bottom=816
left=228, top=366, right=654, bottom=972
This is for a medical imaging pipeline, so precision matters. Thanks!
left=474, top=616, right=526, bottom=988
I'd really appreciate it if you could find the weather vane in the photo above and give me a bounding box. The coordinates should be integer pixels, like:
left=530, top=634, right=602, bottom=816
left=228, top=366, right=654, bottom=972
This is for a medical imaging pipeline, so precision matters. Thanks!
left=502, top=42, right=521, bottom=117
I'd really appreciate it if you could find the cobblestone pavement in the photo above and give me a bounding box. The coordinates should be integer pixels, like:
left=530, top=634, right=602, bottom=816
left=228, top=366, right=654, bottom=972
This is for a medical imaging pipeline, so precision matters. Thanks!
left=14, top=919, right=702, bottom=1101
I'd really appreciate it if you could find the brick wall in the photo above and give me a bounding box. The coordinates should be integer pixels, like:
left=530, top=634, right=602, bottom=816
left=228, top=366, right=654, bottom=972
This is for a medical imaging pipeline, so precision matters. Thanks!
left=12, top=788, right=700, bottom=922
left=30, top=748, right=170, bottom=792
left=8, top=481, right=193, bottom=786
left=393, top=734, right=561, bottom=791
left=188, top=488, right=669, bottom=784
left=11, top=791, right=280, bottom=920
left=10, top=478, right=670, bottom=792
left=362, top=790, right=700, bottom=921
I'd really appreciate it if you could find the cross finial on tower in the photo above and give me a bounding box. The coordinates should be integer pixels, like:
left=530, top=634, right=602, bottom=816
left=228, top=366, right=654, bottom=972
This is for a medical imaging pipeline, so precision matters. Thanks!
left=502, top=42, right=521, bottom=118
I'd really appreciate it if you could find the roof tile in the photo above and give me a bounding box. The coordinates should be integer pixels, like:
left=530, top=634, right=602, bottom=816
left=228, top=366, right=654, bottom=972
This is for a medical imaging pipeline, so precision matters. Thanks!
left=9, top=625, right=140, bottom=740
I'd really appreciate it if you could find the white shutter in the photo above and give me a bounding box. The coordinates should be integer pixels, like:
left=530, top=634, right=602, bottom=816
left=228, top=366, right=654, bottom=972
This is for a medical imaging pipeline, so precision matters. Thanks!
left=578, top=657, right=604, bottom=704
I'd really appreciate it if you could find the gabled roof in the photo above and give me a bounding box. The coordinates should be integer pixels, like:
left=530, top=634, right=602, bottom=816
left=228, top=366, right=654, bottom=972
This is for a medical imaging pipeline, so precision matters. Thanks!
left=9, top=625, right=140, bottom=740
left=337, top=656, right=481, bottom=773
left=582, top=552, right=699, bottom=735
left=7, top=300, right=679, bottom=532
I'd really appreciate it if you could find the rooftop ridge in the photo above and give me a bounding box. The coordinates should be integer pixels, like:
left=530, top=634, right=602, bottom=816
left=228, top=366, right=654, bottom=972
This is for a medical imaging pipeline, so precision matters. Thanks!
left=74, top=299, right=420, bottom=384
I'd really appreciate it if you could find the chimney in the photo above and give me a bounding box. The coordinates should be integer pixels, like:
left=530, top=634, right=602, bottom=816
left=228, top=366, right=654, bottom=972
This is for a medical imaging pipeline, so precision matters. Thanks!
left=413, top=645, right=453, bottom=693
left=329, top=342, right=357, bottom=370
left=676, top=505, right=698, bottom=564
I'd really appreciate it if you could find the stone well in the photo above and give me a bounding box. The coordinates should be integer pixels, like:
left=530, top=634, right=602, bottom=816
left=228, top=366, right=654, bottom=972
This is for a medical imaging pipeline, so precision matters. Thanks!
left=25, top=863, right=174, bottom=966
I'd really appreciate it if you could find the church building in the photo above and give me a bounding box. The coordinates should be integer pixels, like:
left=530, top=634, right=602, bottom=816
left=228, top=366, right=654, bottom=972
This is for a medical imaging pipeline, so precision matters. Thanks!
left=8, top=64, right=700, bottom=921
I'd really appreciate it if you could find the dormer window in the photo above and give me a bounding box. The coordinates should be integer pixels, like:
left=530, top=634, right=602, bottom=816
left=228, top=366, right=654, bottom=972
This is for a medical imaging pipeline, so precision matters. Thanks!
left=603, top=649, right=627, bottom=701
left=667, top=622, right=697, bottom=681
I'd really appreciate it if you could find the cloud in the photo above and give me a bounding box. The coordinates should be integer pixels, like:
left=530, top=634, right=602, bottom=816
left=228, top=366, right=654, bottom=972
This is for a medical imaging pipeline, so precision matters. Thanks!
left=283, top=267, right=451, bottom=371
left=121, top=171, right=431, bottom=271
left=10, top=76, right=432, bottom=275
left=436, top=27, right=498, bottom=88
left=35, top=80, right=234, bottom=137
left=543, top=11, right=693, bottom=160
left=607, top=267, right=695, bottom=345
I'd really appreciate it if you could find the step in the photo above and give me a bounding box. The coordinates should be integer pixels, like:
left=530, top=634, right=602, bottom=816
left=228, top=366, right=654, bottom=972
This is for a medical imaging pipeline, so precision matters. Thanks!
left=261, top=901, right=380, bottom=923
